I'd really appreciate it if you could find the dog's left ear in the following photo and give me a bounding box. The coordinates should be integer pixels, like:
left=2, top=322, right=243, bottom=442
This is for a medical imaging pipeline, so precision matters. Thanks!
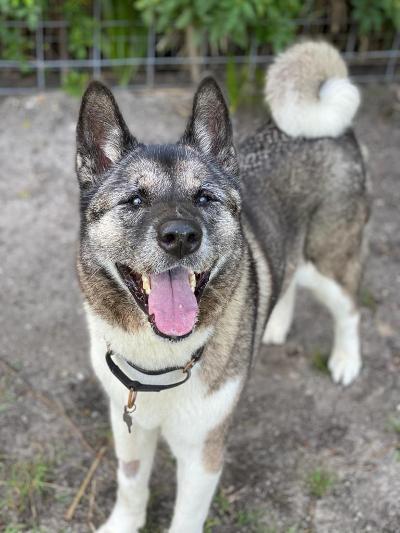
left=181, top=77, right=238, bottom=176
left=76, top=81, right=137, bottom=188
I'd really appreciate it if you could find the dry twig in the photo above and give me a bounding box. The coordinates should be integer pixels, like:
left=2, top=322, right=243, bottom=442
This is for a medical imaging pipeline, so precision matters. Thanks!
left=87, top=478, right=97, bottom=525
left=65, top=446, right=107, bottom=522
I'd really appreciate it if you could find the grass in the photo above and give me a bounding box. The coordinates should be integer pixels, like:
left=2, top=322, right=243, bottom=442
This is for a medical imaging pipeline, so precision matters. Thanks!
left=387, top=416, right=400, bottom=434
left=360, top=287, right=379, bottom=313
left=307, top=468, right=335, bottom=498
left=236, top=508, right=263, bottom=527
left=387, top=416, right=400, bottom=462
left=213, top=489, right=231, bottom=514
left=395, top=447, right=400, bottom=462
left=205, top=517, right=222, bottom=532
left=0, top=375, right=17, bottom=414
left=204, top=489, right=232, bottom=531
left=210, top=490, right=298, bottom=532
left=0, top=456, right=53, bottom=526
left=310, top=350, right=330, bottom=375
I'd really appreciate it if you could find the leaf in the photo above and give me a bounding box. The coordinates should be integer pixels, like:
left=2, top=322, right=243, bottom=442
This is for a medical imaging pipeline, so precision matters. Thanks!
left=175, top=7, right=193, bottom=29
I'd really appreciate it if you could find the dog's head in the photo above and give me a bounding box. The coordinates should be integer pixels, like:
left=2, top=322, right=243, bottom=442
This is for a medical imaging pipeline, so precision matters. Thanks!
left=76, top=78, right=243, bottom=341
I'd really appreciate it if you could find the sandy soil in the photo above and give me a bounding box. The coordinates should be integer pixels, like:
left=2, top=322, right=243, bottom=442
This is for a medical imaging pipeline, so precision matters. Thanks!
left=0, top=85, right=399, bottom=533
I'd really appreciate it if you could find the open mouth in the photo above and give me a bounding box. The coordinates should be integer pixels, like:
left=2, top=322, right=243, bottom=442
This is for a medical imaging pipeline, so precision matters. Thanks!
left=116, top=264, right=210, bottom=341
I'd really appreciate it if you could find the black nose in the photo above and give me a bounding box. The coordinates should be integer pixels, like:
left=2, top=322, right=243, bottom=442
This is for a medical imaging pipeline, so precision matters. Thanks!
left=157, top=218, right=202, bottom=258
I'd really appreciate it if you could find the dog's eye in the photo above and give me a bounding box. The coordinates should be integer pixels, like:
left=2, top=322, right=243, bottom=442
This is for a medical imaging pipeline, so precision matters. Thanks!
left=131, top=194, right=143, bottom=207
left=196, top=190, right=216, bottom=206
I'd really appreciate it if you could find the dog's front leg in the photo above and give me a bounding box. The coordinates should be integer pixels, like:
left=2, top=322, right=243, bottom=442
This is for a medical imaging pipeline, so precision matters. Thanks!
left=166, top=430, right=224, bottom=533
left=97, top=402, right=159, bottom=533
left=170, top=450, right=221, bottom=533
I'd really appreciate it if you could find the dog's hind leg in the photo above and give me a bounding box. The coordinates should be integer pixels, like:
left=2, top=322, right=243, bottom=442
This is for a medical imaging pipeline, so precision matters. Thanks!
left=263, top=274, right=297, bottom=345
left=96, top=403, right=159, bottom=533
left=298, top=199, right=369, bottom=386
left=297, top=262, right=361, bottom=386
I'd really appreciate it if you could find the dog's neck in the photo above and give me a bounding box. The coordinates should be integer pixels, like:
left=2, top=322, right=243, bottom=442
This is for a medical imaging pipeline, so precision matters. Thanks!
left=85, top=303, right=213, bottom=371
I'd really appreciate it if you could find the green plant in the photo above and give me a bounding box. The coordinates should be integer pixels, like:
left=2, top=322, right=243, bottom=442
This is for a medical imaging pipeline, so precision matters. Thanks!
left=395, top=447, right=400, bottom=462
left=204, top=517, right=222, bottom=532
left=0, top=0, right=43, bottom=66
left=311, top=350, right=330, bottom=374
left=135, top=0, right=304, bottom=81
left=351, top=0, right=400, bottom=35
left=0, top=0, right=43, bottom=28
left=2, top=0, right=400, bottom=89
left=0, top=375, right=16, bottom=414
left=213, top=489, right=231, bottom=514
left=360, top=287, right=378, bottom=312
left=0, top=456, right=52, bottom=525
left=225, top=57, right=249, bottom=112
left=307, top=467, right=335, bottom=498
left=61, top=69, right=89, bottom=97
left=137, top=0, right=303, bottom=51
left=236, top=508, right=263, bottom=527
left=101, top=0, right=147, bottom=85
left=387, top=416, right=400, bottom=434
left=4, top=526, right=25, bottom=533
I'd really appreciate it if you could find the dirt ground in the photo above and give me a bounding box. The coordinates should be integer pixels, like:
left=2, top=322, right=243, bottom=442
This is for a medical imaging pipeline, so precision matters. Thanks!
left=0, top=84, right=399, bottom=533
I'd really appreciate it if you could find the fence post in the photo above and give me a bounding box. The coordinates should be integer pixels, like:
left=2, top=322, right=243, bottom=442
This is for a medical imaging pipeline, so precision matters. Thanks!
left=248, top=37, right=257, bottom=83
left=345, top=24, right=357, bottom=54
left=35, top=20, right=45, bottom=91
left=93, top=0, right=102, bottom=80
left=385, top=32, right=400, bottom=82
left=146, top=26, right=156, bottom=88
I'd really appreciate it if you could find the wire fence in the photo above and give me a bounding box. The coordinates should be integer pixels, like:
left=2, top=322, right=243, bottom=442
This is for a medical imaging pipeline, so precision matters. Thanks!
left=1, top=13, right=400, bottom=94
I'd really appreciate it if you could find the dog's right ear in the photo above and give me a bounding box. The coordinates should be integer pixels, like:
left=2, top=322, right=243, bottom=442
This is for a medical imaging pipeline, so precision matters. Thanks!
left=76, top=81, right=137, bottom=187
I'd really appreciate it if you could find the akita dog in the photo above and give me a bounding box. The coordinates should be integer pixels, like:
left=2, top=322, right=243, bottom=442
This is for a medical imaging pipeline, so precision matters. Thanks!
left=75, top=41, right=370, bottom=532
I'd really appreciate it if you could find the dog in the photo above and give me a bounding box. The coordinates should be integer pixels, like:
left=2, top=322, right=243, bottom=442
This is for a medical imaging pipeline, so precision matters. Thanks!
left=75, top=41, right=370, bottom=532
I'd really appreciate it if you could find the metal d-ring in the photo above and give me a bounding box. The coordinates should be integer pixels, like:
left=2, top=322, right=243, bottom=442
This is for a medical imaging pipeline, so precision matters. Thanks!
left=127, top=388, right=137, bottom=410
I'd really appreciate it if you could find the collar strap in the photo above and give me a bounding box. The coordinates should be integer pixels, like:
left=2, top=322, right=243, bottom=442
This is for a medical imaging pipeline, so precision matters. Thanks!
left=105, top=346, right=204, bottom=393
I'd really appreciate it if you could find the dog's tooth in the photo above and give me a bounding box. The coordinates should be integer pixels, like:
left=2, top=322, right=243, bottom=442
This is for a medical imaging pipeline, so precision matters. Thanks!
left=189, top=272, right=196, bottom=292
left=142, top=275, right=151, bottom=295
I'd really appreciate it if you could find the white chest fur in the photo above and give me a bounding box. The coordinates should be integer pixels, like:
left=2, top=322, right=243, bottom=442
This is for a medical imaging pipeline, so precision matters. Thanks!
left=86, top=307, right=242, bottom=436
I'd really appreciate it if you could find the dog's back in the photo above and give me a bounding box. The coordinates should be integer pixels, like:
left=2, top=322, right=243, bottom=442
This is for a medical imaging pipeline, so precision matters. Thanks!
left=240, top=41, right=370, bottom=386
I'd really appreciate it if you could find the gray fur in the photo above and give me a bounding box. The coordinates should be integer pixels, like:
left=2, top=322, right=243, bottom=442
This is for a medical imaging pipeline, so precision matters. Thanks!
left=75, top=70, right=370, bottom=531
left=239, top=122, right=370, bottom=300
left=76, top=77, right=369, bottom=379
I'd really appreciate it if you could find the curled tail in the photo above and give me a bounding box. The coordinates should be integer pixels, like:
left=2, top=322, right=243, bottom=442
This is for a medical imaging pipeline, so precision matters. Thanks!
left=265, top=41, right=360, bottom=138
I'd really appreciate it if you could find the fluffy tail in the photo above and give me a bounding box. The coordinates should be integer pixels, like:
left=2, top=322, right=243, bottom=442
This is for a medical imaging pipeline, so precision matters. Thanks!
left=265, top=41, right=360, bottom=138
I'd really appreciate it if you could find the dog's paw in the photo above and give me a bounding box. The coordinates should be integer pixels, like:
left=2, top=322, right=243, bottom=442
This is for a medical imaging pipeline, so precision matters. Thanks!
left=169, top=527, right=203, bottom=533
left=96, top=514, right=141, bottom=533
left=96, top=523, right=139, bottom=533
left=262, top=319, right=288, bottom=345
left=328, top=350, right=361, bottom=386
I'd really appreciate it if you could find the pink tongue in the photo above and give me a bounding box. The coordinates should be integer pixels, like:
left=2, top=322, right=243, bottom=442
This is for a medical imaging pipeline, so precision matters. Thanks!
left=148, top=267, right=198, bottom=337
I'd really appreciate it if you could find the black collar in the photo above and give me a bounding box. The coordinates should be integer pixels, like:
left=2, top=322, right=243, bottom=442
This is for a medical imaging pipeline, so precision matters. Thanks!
left=105, top=346, right=205, bottom=393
